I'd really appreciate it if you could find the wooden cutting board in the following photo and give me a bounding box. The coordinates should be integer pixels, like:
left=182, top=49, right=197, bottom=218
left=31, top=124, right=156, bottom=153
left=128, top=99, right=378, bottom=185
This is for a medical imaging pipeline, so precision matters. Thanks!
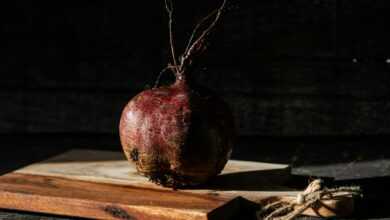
left=0, top=149, right=346, bottom=220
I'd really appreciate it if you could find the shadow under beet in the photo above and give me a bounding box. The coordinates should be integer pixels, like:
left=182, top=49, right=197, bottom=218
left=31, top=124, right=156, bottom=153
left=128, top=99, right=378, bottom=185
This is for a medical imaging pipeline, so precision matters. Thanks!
left=183, top=167, right=305, bottom=191
left=209, top=168, right=297, bottom=191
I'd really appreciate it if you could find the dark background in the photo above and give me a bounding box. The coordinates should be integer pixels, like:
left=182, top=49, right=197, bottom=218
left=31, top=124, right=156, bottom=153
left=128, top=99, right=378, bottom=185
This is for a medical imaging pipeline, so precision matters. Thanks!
left=1, top=0, right=390, bottom=219
left=1, top=0, right=390, bottom=158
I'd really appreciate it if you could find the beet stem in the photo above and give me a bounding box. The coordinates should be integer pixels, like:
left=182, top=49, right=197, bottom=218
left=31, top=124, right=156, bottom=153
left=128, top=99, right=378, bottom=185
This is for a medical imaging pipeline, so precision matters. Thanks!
left=153, top=66, right=169, bottom=88
left=180, top=0, right=227, bottom=72
left=163, top=0, right=227, bottom=80
left=164, top=0, right=179, bottom=74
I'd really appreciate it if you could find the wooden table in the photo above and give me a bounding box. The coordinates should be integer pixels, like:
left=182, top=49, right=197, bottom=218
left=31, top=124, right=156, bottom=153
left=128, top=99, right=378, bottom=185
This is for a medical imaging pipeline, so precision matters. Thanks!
left=1, top=136, right=388, bottom=219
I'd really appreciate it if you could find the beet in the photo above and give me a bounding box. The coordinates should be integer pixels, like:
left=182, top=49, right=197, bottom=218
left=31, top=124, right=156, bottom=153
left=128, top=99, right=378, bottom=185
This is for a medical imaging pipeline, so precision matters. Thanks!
left=119, top=0, right=235, bottom=187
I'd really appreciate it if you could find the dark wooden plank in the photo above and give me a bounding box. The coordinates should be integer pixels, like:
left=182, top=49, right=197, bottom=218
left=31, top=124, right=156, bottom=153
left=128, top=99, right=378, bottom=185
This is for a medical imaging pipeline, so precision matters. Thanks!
left=230, top=97, right=390, bottom=136
left=337, top=0, right=390, bottom=59
left=20, top=92, right=131, bottom=134
left=1, top=0, right=338, bottom=89
left=215, top=0, right=337, bottom=58
left=0, top=92, right=25, bottom=133
left=0, top=1, right=163, bottom=89
left=1, top=90, right=390, bottom=136
left=2, top=0, right=390, bottom=90
left=291, top=140, right=390, bottom=180
left=293, top=158, right=390, bottom=180
left=198, top=61, right=390, bottom=98
left=3, top=59, right=389, bottom=98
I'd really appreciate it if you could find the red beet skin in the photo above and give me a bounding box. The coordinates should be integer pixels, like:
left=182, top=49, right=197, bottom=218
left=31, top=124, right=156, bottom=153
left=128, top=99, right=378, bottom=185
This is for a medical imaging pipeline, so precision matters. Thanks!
left=119, top=76, right=235, bottom=187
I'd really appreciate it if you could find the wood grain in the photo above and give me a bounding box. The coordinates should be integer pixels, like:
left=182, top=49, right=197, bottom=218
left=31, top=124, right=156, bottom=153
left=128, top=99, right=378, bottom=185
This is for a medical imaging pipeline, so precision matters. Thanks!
left=0, top=150, right=355, bottom=219
left=0, top=173, right=240, bottom=220
left=14, top=149, right=295, bottom=201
